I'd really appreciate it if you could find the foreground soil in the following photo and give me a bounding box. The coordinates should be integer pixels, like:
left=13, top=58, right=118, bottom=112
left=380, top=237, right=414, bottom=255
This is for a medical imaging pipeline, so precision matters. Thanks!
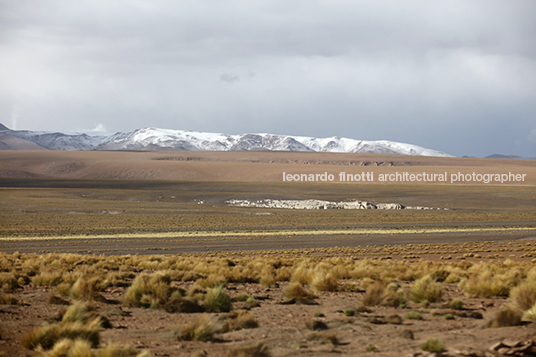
left=2, top=247, right=536, bottom=357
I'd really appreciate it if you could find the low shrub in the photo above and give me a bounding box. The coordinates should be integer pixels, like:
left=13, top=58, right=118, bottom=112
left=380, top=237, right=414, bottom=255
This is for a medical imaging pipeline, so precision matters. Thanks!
left=176, top=314, right=215, bottom=342
left=123, top=273, right=184, bottom=310
left=70, top=276, right=106, bottom=302
left=421, top=339, right=446, bottom=353
left=0, top=293, right=20, bottom=305
left=0, top=272, right=20, bottom=293
left=488, top=306, right=523, bottom=328
left=221, top=310, right=259, bottom=332
left=404, top=311, right=422, bottom=320
left=409, top=276, right=442, bottom=303
left=386, top=314, right=403, bottom=324
left=21, top=320, right=101, bottom=351
left=343, top=309, right=355, bottom=317
left=195, top=275, right=227, bottom=289
left=284, top=282, right=317, bottom=304
left=361, top=280, right=405, bottom=307
left=204, top=285, right=232, bottom=313
left=510, top=280, right=536, bottom=312
left=311, top=271, right=338, bottom=292
left=447, top=298, right=464, bottom=310
left=306, top=331, right=340, bottom=345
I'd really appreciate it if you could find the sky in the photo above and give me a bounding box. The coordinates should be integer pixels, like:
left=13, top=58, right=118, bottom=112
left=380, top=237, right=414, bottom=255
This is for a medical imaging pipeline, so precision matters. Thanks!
left=1, top=0, right=535, bottom=157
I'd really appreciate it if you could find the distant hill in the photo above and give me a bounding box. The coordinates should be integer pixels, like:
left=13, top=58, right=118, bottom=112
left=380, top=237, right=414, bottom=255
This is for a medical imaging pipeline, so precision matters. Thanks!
left=0, top=133, right=48, bottom=150
left=486, top=154, right=523, bottom=159
left=0, top=123, right=453, bottom=157
left=0, top=123, right=9, bottom=131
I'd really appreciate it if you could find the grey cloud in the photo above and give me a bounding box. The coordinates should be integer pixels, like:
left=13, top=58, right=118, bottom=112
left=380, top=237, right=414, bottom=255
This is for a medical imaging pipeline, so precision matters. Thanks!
left=0, top=0, right=535, bottom=156
left=528, top=129, right=536, bottom=144
left=220, top=73, right=240, bottom=83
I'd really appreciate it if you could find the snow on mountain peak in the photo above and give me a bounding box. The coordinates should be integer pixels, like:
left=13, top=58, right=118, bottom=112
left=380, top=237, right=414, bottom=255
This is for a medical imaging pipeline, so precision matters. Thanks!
left=0, top=125, right=453, bottom=157
left=95, top=127, right=452, bottom=157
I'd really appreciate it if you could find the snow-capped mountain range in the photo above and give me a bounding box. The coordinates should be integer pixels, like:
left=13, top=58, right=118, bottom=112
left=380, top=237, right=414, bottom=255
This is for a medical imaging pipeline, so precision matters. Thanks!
left=0, top=124, right=452, bottom=157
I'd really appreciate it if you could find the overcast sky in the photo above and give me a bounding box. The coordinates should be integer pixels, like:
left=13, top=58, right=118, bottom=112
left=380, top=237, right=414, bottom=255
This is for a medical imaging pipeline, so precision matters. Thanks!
left=1, top=1, right=535, bottom=157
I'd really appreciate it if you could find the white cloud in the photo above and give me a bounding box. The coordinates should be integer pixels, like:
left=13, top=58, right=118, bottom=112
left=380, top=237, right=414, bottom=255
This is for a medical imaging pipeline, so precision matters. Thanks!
left=89, top=123, right=107, bottom=132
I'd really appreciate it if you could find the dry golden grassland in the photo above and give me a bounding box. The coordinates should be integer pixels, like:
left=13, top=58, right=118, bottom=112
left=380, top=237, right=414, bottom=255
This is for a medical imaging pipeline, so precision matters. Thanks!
left=3, top=249, right=536, bottom=356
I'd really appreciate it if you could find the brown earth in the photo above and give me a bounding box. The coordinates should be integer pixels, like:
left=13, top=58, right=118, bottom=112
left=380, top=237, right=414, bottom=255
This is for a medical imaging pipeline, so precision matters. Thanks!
left=0, top=151, right=536, bottom=356
left=1, top=273, right=535, bottom=357
left=0, top=150, right=534, bottom=184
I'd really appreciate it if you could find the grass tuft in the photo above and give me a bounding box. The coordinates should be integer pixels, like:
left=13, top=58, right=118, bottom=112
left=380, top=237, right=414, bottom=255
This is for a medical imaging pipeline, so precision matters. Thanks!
left=409, top=275, right=442, bottom=303
left=306, top=331, right=340, bottom=345
left=284, top=282, right=317, bottom=304
left=311, top=271, right=338, bottom=292
left=176, top=314, right=215, bottom=342
left=361, top=280, right=404, bottom=307
left=204, top=285, right=232, bottom=313
left=421, top=338, right=446, bottom=353
left=0, top=293, right=20, bottom=305
left=510, top=280, right=536, bottom=312
left=447, top=298, right=464, bottom=310
left=404, top=311, right=422, bottom=320
left=21, top=321, right=100, bottom=351
left=222, top=310, right=259, bottom=332
left=488, top=305, right=523, bottom=328
left=70, top=276, right=106, bottom=302
left=123, top=272, right=184, bottom=311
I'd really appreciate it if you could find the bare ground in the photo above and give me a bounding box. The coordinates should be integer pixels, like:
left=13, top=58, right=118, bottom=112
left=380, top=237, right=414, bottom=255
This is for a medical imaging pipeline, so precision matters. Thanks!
left=1, top=151, right=535, bottom=356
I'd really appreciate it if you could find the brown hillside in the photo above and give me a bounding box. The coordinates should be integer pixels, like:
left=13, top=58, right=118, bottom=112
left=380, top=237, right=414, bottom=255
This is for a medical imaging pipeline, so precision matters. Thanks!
left=0, top=150, right=534, bottom=184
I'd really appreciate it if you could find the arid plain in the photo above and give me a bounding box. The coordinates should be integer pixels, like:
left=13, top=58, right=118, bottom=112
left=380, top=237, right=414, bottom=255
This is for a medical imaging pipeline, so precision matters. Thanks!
left=1, top=150, right=535, bottom=357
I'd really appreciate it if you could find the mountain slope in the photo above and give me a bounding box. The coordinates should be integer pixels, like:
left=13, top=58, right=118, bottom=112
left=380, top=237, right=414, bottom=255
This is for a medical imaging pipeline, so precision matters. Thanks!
left=0, top=124, right=452, bottom=157
left=0, top=128, right=106, bottom=151
left=96, top=128, right=452, bottom=157
left=0, top=133, right=49, bottom=150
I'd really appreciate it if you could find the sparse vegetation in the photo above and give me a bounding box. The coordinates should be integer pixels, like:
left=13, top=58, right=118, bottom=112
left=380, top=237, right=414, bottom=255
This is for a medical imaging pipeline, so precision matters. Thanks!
left=221, top=310, right=259, bottom=332
left=311, top=271, right=338, bottom=292
left=488, top=306, right=523, bottom=328
left=366, top=344, right=377, bottom=352
left=361, top=280, right=404, bottom=307
left=343, top=308, right=355, bottom=316
left=306, top=331, right=340, bottom=345
left=176, top=314, right=216, bottom=342
left=404, top=311, right=423, bottom=320
left=0, top=293, right=21, bottom=305
left=70, top=276, right=106, bottom=302
left=421, top=339, right=446, bottom=353
left=510, top=280, right=536, bottom=311
left=447, top=298, right=464, bottom=310
left=409, top=275, right=442, bottom=303
left=3, top=238, right=536, bottom=356
left=21, top=319, right=101, bottom=350
left=1, top=154, right=536, bottom=357
left=284, top=282, right=317, bottom=304
left=385, top=314, right=403, bottom=324
left=122, top=272, right=202, bottom=312
left=204, top=285, right=232, bottom=312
